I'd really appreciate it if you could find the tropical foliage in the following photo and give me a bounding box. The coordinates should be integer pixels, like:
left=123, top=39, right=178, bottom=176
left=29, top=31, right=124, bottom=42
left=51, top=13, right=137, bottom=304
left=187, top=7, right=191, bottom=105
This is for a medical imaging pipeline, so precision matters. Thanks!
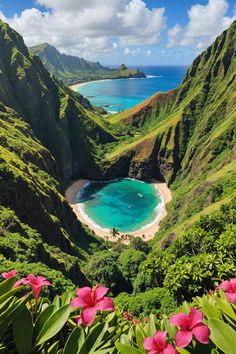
left=0, top=271, right=236, bottom=353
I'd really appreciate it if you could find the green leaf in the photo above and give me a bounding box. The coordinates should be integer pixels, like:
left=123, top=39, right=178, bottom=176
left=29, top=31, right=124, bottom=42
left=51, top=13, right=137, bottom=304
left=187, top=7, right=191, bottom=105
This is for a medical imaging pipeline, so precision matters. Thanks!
left=147, top=314, right=156, bottom=337
left=80, top=322, right=109, bottom=353
left=135, top=325, right=145, bottom=353
left=34, top=304, right=56, bottom=335
left=202, top=296, right=220, bottom=319
left=208, top=318, right=236, bottom=354
left=36, top=304, right=71, bottom=346
left=63, top=327, right=84, bottom=354
left=0, top=278, right=16, bottom=297
left=12, top=305, right=33, bottom=354
left=116, top=342, right=142, bottom=354
left=48, top=341, right=60, bottom=354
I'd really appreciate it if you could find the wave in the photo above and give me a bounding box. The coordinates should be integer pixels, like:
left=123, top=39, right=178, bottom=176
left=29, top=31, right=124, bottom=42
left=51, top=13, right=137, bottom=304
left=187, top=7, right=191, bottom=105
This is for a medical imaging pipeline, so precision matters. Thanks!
left=77, top=202, right=110, bottom=232
left=146, top=75, right=164, bottom=78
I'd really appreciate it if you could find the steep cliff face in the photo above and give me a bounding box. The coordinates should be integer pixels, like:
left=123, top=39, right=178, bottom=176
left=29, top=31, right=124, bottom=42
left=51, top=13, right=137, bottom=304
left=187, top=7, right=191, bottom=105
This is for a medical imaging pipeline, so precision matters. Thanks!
left=0, top=20, right=115, bottom=182
left=104, top=21, right=236, bottom=237
left=0, top=20, right=117, bottom=286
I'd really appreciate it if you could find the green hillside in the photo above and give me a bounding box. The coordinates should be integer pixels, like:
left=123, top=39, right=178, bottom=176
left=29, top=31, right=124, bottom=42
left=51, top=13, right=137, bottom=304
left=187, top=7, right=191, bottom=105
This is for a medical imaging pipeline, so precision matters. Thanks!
left=0, top=16, right=235, bottom=314
left=103, top=20, right=236, bottom=244
left=30, top=43, right=146, bottom=85
left=0, top=19, right=116, bottom=289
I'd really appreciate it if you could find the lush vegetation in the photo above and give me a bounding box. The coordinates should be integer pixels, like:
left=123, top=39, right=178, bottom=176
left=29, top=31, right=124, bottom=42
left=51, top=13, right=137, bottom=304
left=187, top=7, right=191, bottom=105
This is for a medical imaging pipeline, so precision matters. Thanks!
left=0, top=18, right=235, bottom=353
left=0, top=271, right=236, bottom=353
left=82, top=199, right=236, bottom=317
left=30, top=43, right=146, bottom=85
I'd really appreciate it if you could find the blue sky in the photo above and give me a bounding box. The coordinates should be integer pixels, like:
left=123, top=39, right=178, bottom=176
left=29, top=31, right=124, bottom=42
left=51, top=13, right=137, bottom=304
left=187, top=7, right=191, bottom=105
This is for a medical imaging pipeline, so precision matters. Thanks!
left=0, top=0, right=235, bottom=65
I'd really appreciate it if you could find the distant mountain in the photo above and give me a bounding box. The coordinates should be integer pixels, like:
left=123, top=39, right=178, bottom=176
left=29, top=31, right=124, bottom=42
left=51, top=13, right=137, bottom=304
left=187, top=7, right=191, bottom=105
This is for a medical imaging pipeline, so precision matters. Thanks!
left=30, top=43, right=146, bottom=84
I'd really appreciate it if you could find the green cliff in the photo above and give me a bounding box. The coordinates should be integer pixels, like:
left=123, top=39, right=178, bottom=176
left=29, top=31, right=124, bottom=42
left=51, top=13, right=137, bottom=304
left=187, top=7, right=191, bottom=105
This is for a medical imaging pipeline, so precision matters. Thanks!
left=30, top=43, right=146, bottom=84
left=104, top=20, right=236, bottom=243
left=0, top=19, right=115, bottom=288
left=0, top=17, right=235, bottom=299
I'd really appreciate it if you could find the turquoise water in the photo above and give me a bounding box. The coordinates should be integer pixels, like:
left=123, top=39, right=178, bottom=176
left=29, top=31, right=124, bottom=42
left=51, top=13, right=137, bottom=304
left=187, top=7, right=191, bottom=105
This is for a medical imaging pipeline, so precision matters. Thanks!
left=78, top=66, right=187, bottom=112
left=76, top=179, right=163, bottom=233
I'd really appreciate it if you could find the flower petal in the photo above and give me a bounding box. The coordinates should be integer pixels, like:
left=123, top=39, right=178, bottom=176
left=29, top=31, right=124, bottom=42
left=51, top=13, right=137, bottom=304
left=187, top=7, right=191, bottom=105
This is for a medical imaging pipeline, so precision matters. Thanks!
left=229, top=278, right=236, bottom=293
left=81, top=307, right=97, bottom=326
left=170, top=313, right=189, bottom=329
left=13, top=278, right=28, bottom=288
left=175, top=330, right=192, bottom=348
left=225, top=292, right=236, bottom=303
left=76, top=287, right=92, bottom=300
left=154, top=331, right=167, bottom=349
left=95, top=297, right=114, bottom=311
left=192, top=324, right=210, bottom=344
left=94, top=286, right=109, bottom=300
left=31, top=285, right=42, bottom=299
left=188, top=308, right=203, bottom=328
left=2, top=270, right=17, bottom=279
left=218, top=280, right=231, bottom=292
left=164, top=343, right=178, bottom=354
left=143, top=337, right=156, bottom=350
left=70, top=297, right=89, bottom=308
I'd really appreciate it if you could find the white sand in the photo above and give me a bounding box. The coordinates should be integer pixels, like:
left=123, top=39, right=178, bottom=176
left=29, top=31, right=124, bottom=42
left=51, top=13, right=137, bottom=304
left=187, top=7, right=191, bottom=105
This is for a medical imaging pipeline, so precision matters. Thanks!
left=69, top=79, right=111, bottom=92
left=65, top=179, right=172, bottom=242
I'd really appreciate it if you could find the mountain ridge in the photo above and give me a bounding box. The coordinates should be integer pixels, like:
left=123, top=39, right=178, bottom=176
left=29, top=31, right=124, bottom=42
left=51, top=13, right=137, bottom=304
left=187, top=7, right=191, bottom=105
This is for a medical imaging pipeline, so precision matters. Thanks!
left=30, top=42, right=146, bottom=84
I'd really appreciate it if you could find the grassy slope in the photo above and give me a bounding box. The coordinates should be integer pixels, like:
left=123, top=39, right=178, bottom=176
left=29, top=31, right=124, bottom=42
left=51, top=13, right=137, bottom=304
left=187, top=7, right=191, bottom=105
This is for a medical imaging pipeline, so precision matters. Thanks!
left=103, top=21, right=236, bottom=243
left=0, top=20, right=116, bottom=287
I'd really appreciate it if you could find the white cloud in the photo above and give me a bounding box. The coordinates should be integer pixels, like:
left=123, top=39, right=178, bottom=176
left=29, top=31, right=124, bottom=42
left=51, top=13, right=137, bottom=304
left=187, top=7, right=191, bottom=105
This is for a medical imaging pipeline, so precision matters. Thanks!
left=0, top=0, right=166, bottom=59
left=166, top=24, right=182, bottom=48
left=167, top=0, right=235, bottom=50
left=145, top=50, right=152, bottom=56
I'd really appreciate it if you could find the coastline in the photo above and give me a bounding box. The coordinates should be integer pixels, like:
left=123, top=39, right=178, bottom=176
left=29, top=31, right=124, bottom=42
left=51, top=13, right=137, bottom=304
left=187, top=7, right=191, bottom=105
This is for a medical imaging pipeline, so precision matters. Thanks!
left=65, top=179, right=172, bottom=242
left=69, top=79, right=112, bottom=92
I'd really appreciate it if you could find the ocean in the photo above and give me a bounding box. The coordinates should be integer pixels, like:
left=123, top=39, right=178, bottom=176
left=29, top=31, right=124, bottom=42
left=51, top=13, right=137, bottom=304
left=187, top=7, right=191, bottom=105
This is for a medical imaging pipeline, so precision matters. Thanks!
left=78, top=66, right=188, bottom=113
left=76, top=179, right=163, bottom=233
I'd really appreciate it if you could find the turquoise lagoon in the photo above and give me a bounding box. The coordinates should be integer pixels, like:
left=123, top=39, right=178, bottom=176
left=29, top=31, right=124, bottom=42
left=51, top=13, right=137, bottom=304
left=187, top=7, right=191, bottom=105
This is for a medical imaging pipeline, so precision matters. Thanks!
left=76, top=179, right=163, bottom=233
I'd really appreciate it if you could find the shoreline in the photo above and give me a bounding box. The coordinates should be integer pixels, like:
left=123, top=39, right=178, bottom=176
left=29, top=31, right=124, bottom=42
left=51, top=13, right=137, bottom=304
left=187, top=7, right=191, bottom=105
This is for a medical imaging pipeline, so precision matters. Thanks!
left=65, top=179, right=172, bottom=242
left=69, top=79, right=112, bottom=92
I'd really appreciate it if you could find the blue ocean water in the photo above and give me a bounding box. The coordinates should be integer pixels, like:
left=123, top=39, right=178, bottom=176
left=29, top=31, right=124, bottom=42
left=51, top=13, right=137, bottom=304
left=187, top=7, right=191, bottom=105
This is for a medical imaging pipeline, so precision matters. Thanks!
left=78, top=66, right=187, bottom=112
left=76, top=179, right=162, bottom=233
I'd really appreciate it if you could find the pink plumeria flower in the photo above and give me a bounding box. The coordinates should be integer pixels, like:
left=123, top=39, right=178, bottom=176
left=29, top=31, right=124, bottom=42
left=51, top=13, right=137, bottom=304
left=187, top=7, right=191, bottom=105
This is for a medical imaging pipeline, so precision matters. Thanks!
left=14, top=274, right=52, bottom=299
left=144, top=330, right=178, bottom=354
left=2, top=269, right=17, bottom=279
left=70, top=285, right=114, bottom=326
left=218, top=278, right=236, bottom=303
left=170, top=308, right=210, bottom=348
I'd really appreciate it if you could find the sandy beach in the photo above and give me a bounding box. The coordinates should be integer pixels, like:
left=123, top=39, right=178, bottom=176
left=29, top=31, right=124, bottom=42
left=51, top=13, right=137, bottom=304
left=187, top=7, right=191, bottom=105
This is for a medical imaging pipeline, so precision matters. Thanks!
left=69, top=79, right=111, bottom=92
left=65, top=179, right=172, bottom=242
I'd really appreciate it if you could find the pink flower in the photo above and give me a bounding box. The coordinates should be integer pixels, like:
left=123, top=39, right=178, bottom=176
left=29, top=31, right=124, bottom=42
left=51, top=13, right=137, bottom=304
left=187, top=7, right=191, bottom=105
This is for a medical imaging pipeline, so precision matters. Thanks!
left=170, top=308, right=210, bottom=348
left=70, top=285, right=114, bottom=326
left=124, top=311, right=133, bottom=321
left=133, top=319, right=139, bottom=325
left=218, top=278, right=236, bottom=303
left=2, top=269, right=17, bottom=279
left=14, top=274, right=52, bottom=299
left=144, top=331, right=178, bottom=354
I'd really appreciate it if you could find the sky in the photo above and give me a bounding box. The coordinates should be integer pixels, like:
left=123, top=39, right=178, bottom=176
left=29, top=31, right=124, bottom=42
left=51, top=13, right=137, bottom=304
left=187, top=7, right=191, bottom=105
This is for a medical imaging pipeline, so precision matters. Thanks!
left=0, top=0, right=235, bottom=66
